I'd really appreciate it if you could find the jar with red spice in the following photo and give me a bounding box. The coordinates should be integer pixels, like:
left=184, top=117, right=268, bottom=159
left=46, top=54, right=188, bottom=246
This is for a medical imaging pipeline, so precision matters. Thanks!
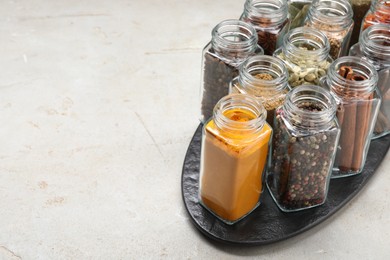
left=304, top=0, right=354, bottom=60
left=240, top=0, right=290, bottom=55
left=320, top=56, right=381, bottom=177
left=350, top=24, right=390, bottom=139
left=362, top=0, right=390, bottom=32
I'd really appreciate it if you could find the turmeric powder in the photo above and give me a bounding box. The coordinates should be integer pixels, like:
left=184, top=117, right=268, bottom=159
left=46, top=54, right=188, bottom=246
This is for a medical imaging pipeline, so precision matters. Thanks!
left=199, top=94, right=272, bottom=224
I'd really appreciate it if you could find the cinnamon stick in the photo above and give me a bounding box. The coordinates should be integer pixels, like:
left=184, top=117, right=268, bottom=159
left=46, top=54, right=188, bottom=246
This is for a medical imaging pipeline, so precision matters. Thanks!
left=352, top=93, right=373, bottom=171
left=336, top=101, right=356, bottom=172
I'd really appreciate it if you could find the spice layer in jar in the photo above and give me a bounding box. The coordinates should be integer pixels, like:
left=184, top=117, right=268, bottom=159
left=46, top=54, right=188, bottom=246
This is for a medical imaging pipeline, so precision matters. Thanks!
left=229, top=55, right=290, bottom=128
left=304, top=0, right=354, bottom=59
left=320, top=56, right=381, bottom=177
left=200, top=20, right=263, bottom=123
left=350, top=24, right=390, bottom=138
left=199, top=94, right=272, bottom=224
left=362, top=0, right=390, bottom=31
left=274, top=27, right=333, bottom=88
left=267, top=85, right=340, bottom=212
left=240, top=0, right=290, bottom=55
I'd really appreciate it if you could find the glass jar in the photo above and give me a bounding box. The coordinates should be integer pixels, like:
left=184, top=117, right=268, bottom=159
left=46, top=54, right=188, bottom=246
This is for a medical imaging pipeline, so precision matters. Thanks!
left=274, top=27, right=333, bottom=88
left=350, top=24, right=390, bottom=138
left=240, top=0, right=290, bottom=55
left=229, top=55, right=290, bottom=127
left=304, top=0, right=354, bottom=59
left=288, top=0, right=312, bottom=29
left=267, top=85, right=340, bottom=212
left=321, top=56, right=381, bottom=177
left=199, top=94, right=272, bottom=224
left=362, top=0, right=390, bottom=32
left=349, top=0, right=373, bottom=48
left=200, top=20, right=263, bottom=123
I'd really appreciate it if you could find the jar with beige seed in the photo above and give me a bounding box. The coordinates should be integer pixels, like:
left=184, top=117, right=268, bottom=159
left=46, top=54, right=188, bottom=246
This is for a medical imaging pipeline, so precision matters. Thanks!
left=229, top=55, right=290, bottom=127
left=274, top=27, right=333, bottom=88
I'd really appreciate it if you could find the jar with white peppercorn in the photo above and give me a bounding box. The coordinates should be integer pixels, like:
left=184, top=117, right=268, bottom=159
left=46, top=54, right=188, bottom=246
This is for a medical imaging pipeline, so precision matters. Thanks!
left=304, top=0, right=354, bottom=60
left=229, top=55, right=290, bottom=127
left=267, top=85, right=340, bottom=212
left=274, top=27, right=333, bottom=88
left=200, top=19, right=264, bottom=123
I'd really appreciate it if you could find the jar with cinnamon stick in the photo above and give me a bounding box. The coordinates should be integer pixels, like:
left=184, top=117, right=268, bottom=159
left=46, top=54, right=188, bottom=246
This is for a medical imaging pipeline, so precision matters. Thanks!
left=240, top=0, right=290, bottom=55
left=362, top=0, right=390, bottom=32
left=229, top=55, right=290, bottom=127
left=274, top=27, right=333, bottom=88
left=350, top=24, right=390, bottom=139
left=321, top=56, right=381, bottom=177
left=267, top=85, right=340, bottom=212
left=200, top=20, right=263, bottom=123
left=304, top=0, right=354, bottom=59
left=199, top=94, right=272, bottom=224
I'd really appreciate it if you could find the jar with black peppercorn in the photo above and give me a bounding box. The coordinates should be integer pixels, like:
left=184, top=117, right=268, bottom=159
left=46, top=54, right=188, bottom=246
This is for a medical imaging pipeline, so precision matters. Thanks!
left=229, top=55, right=290, bottom=127
left=320, top=56, right=381, bottom=177
left=200, top=20, right=264, bottom=123
left=350, top=24, right=390, bottom=139
left=274, top=27, right=333, bottom=88
left=240, top=0, right=290, bottom=55
left=304, top=0, right=354, bottom=60
left=267, top=85, right=340, bottom=212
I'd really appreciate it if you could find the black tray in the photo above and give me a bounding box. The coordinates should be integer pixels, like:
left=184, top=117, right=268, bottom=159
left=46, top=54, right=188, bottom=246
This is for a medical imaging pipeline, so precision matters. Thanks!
left=181, top=124, right=390, bottom=245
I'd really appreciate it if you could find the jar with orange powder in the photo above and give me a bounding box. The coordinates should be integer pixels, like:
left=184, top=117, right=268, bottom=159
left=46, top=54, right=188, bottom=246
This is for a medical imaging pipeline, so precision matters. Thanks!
left=199, top=94, right=272, bottom=224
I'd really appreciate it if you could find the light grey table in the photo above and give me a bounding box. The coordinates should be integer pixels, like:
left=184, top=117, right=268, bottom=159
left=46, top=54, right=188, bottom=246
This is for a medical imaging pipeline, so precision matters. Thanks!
left=0, top=0, right=389, bottom=259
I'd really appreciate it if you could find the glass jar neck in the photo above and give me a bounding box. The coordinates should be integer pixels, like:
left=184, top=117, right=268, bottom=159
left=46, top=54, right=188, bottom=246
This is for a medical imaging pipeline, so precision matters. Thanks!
left=238, top=55, right=289, bottom=94
left=306, top=0, right=354, bottom=31
left=282, top=85, right=337, bottom=129
left=360, top=24, right=390, bottom=69
left=282, top=27, right=330, bottom=64
left=326, top=56, right=378, bottom=98
left=243, top=0, right=289, bottom=26
left=211, top=19, right=258, bottom=63
left=373, top=0, right=390, bottom=23
left=213, top=94, right=266, bottom=135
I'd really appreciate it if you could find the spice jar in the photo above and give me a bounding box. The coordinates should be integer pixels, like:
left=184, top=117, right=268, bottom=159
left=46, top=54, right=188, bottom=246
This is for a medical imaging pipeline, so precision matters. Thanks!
left=349, top=0, right=373, bottom=48
left=267, top=85, right=340, bottom=212
left=199, top=94, right=272, bottom=224
left=350, top=24, right=390, bottom=138
left=304, top=0, right=354, bottom=59
left=274, top=27, right=333, bottom=88
left=362, top=0, right=390, bottom=31
left=321, top=56, right=381, bottom=177
left=240, top=0, right=290, bottom=55
left=200, top=20, right=263, bottom=123
left=229, top=55, right=290, bottom=127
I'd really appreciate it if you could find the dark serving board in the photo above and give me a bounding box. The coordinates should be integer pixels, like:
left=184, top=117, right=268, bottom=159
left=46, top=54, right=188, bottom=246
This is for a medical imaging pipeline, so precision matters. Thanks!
left=181, top=124, right=390, bottom=246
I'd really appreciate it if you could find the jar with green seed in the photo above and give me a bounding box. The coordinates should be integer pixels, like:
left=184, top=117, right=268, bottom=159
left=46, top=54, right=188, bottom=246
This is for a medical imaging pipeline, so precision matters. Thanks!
left=229, top=55, right=290, bottom=127
left=274, top=27, right=333, bottom=88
